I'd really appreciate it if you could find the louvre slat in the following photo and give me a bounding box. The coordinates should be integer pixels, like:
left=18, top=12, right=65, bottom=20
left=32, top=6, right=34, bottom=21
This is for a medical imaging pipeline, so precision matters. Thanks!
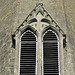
left=20, top=31, right=36, bottom=75
left=43, top=30, right=59, bottom=75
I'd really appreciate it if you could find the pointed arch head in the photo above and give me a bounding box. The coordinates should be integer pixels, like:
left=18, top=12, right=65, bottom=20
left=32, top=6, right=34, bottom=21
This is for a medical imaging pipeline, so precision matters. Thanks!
left=41, top=26, right=60, bottom=37
left=21, top=25, right=38, bottom=37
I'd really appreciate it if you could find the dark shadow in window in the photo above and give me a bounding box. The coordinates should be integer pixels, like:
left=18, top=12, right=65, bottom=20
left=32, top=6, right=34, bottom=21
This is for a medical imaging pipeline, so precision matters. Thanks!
left=12, top=35, right=16, bottom=48
left=28, top=18, right=37, bottom=24
left=63, top=34, right=66, bottom=48
left=41, top=18, right=50, bottom=24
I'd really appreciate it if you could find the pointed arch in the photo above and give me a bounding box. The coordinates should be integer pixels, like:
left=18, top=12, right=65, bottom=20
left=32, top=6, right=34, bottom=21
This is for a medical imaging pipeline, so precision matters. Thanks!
left=43, top=29, right=59, bottom=75
left=41, top=26, right=60, bottom=38
left=41, top=25, right=66, bottom=75
left=13, top=3, right=66, bottom=75
left=20, top=30, right=36, bottom=75
left=21, top=25, right=38, bottom=37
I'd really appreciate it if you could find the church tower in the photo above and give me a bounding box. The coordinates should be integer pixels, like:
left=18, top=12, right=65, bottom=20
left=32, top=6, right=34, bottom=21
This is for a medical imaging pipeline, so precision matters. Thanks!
left=0, top=0, right=75, bottom=75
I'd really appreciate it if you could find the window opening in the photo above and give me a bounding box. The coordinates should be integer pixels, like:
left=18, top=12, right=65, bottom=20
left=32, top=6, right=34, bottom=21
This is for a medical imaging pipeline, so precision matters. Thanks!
left=43, top=30, right=59, bottom=75
left=20, top=30, right=36, bottom=75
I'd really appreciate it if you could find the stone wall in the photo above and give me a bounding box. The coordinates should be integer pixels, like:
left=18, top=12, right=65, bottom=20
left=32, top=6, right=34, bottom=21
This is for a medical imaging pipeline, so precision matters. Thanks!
left=0, top=0, right=17, bottom=75
left=0, top=0, right=75, bottom=75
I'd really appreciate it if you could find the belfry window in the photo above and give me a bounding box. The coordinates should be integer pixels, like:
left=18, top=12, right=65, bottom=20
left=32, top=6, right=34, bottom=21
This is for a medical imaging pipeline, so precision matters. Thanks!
left=20, top=30, right=36, bottom=75
left=14, top=3, right=66, bottom=75
left=19, top=29, right=59, bottom=75
left=43, top=30, right=59, bottom=75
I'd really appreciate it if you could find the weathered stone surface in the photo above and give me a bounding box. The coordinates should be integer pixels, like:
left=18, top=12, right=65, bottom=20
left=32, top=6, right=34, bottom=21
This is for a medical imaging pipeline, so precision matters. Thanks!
left=0, top=0, right=75, bottom=75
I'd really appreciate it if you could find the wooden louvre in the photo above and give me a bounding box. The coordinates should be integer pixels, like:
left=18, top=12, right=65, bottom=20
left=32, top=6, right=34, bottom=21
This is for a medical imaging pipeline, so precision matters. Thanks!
left=43, top=30, right=59, bottom=75
left=20, top=30, right=59, bottom=75
left=20, top=31, right=36, bottom=75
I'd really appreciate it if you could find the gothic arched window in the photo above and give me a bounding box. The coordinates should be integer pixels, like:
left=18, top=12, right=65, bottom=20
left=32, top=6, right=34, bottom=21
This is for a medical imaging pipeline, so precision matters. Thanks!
left=20, top=30, right=36, bottom=75
left=43, top=30, right=59, bottom=75
left=18, top=28, right=60, bottom=75
left=14, top=3, right=66, bottom=75
left=18, top=29, right=59, bottom=75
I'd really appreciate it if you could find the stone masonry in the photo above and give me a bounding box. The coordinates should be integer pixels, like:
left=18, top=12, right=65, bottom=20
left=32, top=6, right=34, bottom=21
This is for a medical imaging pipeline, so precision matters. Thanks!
left=0, top=0, right=75, bottom=75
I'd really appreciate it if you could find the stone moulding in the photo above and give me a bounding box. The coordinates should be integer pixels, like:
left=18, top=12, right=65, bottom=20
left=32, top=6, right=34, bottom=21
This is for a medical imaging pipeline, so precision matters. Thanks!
left=12, top=3, right=66, bottom=48
left=13, top=3, right=67, bottom=75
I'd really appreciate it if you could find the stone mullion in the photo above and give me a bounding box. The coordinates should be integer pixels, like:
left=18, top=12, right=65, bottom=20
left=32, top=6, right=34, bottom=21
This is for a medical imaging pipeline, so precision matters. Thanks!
left=37, top=33, right=42, bottom=75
